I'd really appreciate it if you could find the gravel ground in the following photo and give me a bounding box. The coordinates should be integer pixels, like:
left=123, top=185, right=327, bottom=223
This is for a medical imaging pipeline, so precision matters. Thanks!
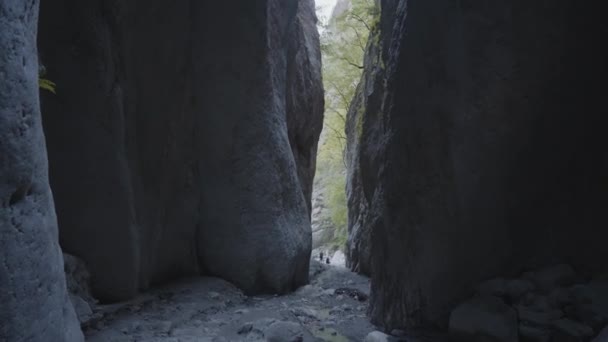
left=84, top=261, right=377, bottom=341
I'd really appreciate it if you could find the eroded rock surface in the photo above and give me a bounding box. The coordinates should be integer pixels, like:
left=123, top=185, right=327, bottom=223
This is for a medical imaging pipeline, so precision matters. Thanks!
left=346, top=0, right=608, bottom=330
left=450, top=265, right=608, bottom=341
left=0, top=1, right=82, bottom=340
left=37, top=0, right=323, bottom=301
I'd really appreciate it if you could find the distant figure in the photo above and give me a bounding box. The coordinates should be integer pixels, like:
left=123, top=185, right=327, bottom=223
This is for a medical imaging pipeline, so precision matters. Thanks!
left=326, top=257, right=330, bottom=265
left=319, top=251, right=324, bottom=261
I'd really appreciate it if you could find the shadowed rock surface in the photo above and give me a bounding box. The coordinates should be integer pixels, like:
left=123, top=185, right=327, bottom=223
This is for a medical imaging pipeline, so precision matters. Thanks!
left=0, top=0, right=83, bottom=340
left=37, top=0, right=323, bottom=301
left=346, top=0, right=608, bottom=331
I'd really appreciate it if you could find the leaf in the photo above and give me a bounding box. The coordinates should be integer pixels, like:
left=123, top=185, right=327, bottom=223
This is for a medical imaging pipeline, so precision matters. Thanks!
left=39, top=78, right=56, bottom=94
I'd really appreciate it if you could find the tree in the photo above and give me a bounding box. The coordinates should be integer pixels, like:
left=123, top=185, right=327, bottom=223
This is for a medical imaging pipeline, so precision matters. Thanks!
left=315, top=0, right=376, bottom=251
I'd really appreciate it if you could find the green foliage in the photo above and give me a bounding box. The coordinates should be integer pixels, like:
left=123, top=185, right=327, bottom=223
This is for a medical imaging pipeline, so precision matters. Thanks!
left=38, top=65, right=56, bottom=94
left=39, top=78, right=56, bottom=94
left=315, top=0, right=377, bottom=251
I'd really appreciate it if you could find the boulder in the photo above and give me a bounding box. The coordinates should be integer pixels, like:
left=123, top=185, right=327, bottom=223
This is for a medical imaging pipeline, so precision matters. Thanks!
left=347, top=0, right=608, bottom=330
left=519, top=324, right=551, bottom=342
left=506, top=279, right=536, bottom=302
left=364, top=331, right=392, bottom=342
left=529, top=265, right=579, bottom=293
left=551, top=319, right=594, bottom=341
left=591, top=326, right=608, bottom=342
left=448, top=296, right=518, bottom=342
left=0, top=0, right=83, bottom=340
left=37, top=0, right=323, bottom=299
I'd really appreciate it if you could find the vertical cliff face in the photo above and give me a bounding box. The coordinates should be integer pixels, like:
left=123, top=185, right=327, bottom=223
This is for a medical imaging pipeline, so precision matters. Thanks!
left=286, top=0, right=325, bottom=215
left=346, top=0, right=608, bottom=330
left=37, top=0, right=323, bottom=301
left=0, top=1, right=83, bottom=340
left=344, top=24, right=382, bottom=277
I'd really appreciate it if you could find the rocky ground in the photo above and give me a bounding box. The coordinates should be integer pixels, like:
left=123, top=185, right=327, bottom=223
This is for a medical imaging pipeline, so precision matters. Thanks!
left=449, top=264, right=608, bottom=342
left=79, top=260, right=393, bottom=342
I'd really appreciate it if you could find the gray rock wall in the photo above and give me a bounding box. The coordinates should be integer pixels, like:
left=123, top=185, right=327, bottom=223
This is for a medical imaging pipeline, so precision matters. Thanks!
left=37, top=0, right=323, bottom=301
left=0, top=0, right=83, bottom=340
left=346, top=0, right=608, bottom=330
left=286, top=0, right=325, bottom=215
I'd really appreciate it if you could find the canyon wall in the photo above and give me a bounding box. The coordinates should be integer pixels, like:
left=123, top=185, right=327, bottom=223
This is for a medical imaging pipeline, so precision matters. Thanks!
left=36, top=0, right=323, bottom=301
left=0, top=0, right=83, bottom=340
left=346, top=0, right=608, bottom=330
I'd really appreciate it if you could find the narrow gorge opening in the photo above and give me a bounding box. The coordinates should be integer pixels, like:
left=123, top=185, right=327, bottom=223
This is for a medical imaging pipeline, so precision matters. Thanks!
left=311, top=0, right=376, bottom=268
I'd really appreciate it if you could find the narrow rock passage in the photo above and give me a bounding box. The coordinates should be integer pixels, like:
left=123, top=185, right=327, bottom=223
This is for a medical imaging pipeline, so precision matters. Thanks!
left=85, top=261, right=376, bottom=341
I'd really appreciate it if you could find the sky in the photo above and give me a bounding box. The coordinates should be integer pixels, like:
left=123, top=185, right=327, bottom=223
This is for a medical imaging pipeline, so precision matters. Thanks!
left=316, top=0, right=338, bottom=26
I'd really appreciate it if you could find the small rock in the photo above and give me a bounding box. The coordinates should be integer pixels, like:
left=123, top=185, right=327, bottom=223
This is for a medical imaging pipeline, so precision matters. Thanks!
left=449, top=295, right=518, bottom=342
left=264, top=321, right=313, bottom=342
left=591, top=325, right=608, bottom=342
left=548, top=288, right=574, bottom=308
left=364, top=331, right=391, bottom=342
left=569, top=303, right=608, bottom=331
left=69, top=294, right=93, bottom=323
left=390, top=329, right=406, bottom=337
left=157, top=321, right=173, bottom=333
left=516, top=305, right=563, bottom=327
left=208, top=291, right=220, bottom=299
left=336, top=295, right=344, bottom=301
left=506, top=279, right=536, bottom=302
left=530, top=264, right=578, bottom=292
left=238, top=323, right=253, bottom=334
left=519, top=323, right=550, bottom=342
left=529, top=295, right=554, bottom=312
left=551, top=319, right=594, bottom=341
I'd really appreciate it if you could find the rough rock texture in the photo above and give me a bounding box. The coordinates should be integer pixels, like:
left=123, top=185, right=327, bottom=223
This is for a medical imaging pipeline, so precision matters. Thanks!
left=37, top=0, right=323, bottom=301
left=344, top=23, right=382, bottom=277
left=346, top=0, right=608, bottom=330
left=286, top=0, right=325, bottom=215
left=449, top=296, right=518, bottom=342
left=0, top=1, right=83, bottom=340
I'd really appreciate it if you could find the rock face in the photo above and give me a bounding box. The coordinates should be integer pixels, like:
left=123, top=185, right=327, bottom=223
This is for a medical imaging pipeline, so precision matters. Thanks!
left=344, top=22, right=382, bottom=277
left=0, top=0, right=83, bottom=340
left=37, top=0, right=323, bottom=301
left=286, top=0, right=325, bottom=215
left=346, top=0, right=608, bottom=330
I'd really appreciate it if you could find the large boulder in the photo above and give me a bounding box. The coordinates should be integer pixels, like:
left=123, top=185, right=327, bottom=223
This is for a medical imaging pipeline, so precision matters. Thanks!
left=347, top=0, right=608, bottom=330
left=449, top=296, right=518, bottom=342
left=0, top=0, right=83, bottom=340
left=37, top=0, right=322, bottom=300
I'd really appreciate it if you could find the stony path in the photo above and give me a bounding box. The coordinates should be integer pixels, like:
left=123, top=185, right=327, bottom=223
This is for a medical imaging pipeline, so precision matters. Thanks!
left=84, top=261, right=377, bottom=341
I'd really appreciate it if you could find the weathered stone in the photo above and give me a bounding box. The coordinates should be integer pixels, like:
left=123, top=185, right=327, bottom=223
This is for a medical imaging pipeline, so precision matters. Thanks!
left=516, top=305, right=563, bottom=328
left=0, top=0, right=83, bottom=340
left=506, top=279, right=536, bottom=302
left=37, top=0, right=323, bottom=300
left=519, top=323, right=551, bottom=342
left=592, top=326, right=608, bottom=342
left=69, top=294, right=93, bottom=323
left=364, top=331, right=392, bottom=342
left=551, top=319, right=594, bottom=341
left=530, top=265, right=579, bottom=293
left=448, top=296, right=518, bottom=342
left=346, top=0, right=608, bottom=330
